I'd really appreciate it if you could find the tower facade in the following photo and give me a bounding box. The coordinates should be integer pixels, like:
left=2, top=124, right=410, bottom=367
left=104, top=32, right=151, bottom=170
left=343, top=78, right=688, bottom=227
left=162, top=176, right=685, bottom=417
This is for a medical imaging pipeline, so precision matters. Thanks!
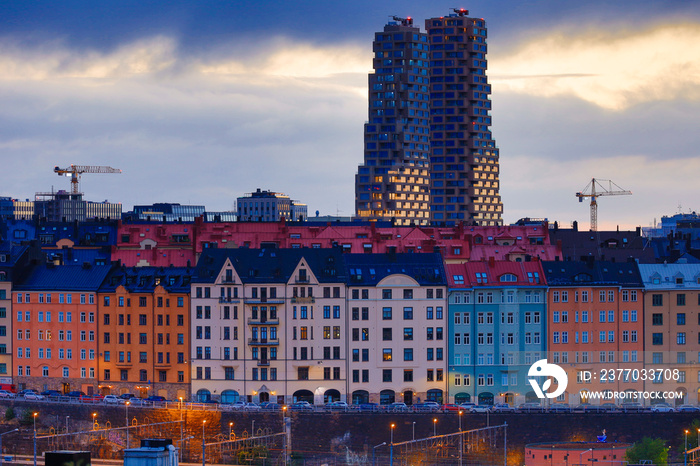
left=355, top=11, right=503, bottom=227
left=426, top=9, right=503, bottom=226
left=355, top=17, right=431, bottom=225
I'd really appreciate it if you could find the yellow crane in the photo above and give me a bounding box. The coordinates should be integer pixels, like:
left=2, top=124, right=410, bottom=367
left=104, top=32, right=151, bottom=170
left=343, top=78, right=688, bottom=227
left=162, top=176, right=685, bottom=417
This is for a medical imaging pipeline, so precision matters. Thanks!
left=54, top=164, right=122, bottom=195
left=576, top=178, right=632, bottom=231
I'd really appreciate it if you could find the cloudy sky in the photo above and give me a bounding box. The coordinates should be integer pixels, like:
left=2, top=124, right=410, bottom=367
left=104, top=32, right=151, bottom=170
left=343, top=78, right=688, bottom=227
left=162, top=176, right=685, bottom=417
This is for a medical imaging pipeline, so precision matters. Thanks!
left=2, top=0, right=699, bottom=230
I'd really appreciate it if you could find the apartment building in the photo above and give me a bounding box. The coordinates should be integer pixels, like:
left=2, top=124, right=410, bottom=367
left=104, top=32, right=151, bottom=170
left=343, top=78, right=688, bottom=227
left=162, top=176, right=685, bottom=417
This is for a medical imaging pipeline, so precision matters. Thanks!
left=446, top=259, right=547, bottom=405
left=12, top=263, right=112, bottom=394
left=97, top=266, right=192, bottom=400
left=191, top=248, right=347, bottom=404
left=345, top=253, right=447, bottom=405
left=543, top=261, right=644, bottom=405
left=638, top=263, right=700, bottom=404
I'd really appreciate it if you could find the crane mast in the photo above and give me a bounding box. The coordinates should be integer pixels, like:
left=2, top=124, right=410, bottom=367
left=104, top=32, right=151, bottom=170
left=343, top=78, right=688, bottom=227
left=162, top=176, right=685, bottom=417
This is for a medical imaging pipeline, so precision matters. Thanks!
left=54, top=164, right=122, bottom=195
left=575, top=178, right=632, bottom=231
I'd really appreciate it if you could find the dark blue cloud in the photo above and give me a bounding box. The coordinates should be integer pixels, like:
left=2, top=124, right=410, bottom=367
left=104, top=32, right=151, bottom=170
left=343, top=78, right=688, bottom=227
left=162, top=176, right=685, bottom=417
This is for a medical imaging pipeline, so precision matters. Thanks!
left=3, top=0, right=697, bottom=53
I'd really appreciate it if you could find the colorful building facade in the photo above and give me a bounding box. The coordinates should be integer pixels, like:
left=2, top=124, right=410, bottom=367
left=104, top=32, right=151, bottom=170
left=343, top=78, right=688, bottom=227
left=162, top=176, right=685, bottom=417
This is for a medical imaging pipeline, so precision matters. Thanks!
left=446, top=260, right=547, bottom=405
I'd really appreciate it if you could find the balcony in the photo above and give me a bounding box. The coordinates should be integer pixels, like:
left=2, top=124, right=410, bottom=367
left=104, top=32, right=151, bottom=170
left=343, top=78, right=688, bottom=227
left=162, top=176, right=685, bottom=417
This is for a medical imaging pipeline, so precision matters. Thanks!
left=257, top=359, right=270, bottom=367
left=115, top=361, right=132, bottom=367
left=247, top=317, right=280, bottom=325
left=244, top=298, right=284, bottom=304
left=291, top=297, right=315, bottom=304
left=294, top=276, right=310, bottom=284
left=219, top=297, right=241, bottom=304
left=154, top=361, right=171, bottom=368
left=248, top=338, right=280, bottom=346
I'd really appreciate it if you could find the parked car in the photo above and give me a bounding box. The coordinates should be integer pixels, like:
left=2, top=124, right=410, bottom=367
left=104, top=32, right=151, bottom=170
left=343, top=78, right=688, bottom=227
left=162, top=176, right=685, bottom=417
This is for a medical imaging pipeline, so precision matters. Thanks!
left=66, top=391, right=86, bottom=398
left=676, top=404, right=700, bottom=412
left=103, top=395, right=120, bottom=404
left=650, top=402, right=674, bottom=413
left=229, top=401, right=247, bottom=410
left=387, top=402, right=409, bottom=412
left=0, top=390, right=16, bottom=398
left=325, top=401, right=350, bottom=411
left=243, top=402, right=261, bottom=411
left=119, top=393, right=137, bottom=401
left=24, top=391, right=45, bottom=401
left=262, top=403, right=282, bottom=411
left=620, top=402, right=644, bottom=412
left=289, top=401, right=314, bottom=412
left=354, top=403, right=380, bottom=413
left=518, top=402, right=545, bottom=413
left=441, top=403, right=462, bottom=412
left=470, top=405, right=491, bottom=413
left=548, top=403, right=572, bottom=413
left=145, top=395, right=167, bottom=404
left=40, top=390, right=62, bottom=397
left=459, top=402, right=476, bottom=412
left=491, top=403, right=516, bottom=413
left=413, top=401, right=441, bottom=413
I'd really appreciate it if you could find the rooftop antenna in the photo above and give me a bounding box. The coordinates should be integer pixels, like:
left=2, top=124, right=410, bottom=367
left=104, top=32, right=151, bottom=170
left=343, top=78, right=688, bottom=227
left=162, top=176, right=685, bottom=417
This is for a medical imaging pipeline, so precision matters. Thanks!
left=452, top=8, right=470, bottom=16
left=390, top=16, right=413, bottom=26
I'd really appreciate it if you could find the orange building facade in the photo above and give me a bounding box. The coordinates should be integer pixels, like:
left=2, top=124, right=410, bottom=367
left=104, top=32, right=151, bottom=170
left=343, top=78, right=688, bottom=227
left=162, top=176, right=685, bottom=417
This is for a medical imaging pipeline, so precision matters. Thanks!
left=97, top=266, right=192, bottom=400
left=12, top=264, right=112, bottom=394
left=543, top=261, right=644, bottom=405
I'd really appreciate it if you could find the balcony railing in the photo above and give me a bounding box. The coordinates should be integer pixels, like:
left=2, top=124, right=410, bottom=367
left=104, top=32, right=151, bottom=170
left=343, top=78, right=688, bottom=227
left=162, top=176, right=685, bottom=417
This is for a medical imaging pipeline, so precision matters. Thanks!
left=248, top=338, right=280, bottom=346
left=291, top=297, right=315, bottom=304
left=247, top=317, right=280, bottom=325
left=219, top=297, right=241, bottom=304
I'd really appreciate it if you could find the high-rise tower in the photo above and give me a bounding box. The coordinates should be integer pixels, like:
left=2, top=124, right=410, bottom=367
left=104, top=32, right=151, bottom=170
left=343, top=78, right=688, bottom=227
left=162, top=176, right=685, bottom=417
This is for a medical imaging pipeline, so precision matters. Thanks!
left=426, top=9, right=503, bottom=226
left=355, top=17, right=431, bottom=225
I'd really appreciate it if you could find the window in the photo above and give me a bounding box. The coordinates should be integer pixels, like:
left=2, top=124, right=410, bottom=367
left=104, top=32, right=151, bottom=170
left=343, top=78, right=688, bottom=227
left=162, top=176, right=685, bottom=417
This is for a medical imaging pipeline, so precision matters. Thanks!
left=382, top=369, right=392, bottom=382
left=652, top=313, right=663, bottom=325
left=404, top=348, right=413, bottom=361
left=652, top=333, right=663, bottom=345
left=403, top=307, right=413, bottom=320
left=382, top=307, right=392, bottom=320
left=678, top=313, right=686, bottom=325
left=383, top=349, right=392, bottom=361
left=652, top=294, right=663, bottom=306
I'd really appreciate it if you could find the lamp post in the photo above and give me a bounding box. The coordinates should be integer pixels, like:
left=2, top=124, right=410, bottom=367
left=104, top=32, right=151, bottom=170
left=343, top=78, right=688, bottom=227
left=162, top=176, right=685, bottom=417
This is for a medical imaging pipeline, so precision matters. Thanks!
left=202, top=420, right=206, bottom=466
left=412, top=421, right=416, bottom=441
left=390, top=424, right=395, bottom=466
left=685, top=430, right=689, bottom=466
left=372, top=442, right=386, bottom=466
left=252, top=420, right=256, bottom=437
left=459, top=410, right=463, bottom=432
left=0, top=428, right=19, bottom=466
left=33, top=412, right=38, bottom=466
left=125, top=402, right=130, bottom=449
left=580, top=448, right=593, bottom=465
left=178, top=398, right=183, bottom=460
left=65, top=416, right=69, bottom=434
left=433, top=418, right=437, bottom=437
left=92, top=412, right=97, bottom=431
left=229, top=422, right=233, bottom=440
left=697, top=428, right=699, bottom=449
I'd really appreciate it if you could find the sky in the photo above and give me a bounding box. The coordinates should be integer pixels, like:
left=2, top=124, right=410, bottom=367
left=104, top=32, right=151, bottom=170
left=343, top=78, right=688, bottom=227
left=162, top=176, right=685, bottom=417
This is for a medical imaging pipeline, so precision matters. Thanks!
left=1, top=0, right=700, bottom=230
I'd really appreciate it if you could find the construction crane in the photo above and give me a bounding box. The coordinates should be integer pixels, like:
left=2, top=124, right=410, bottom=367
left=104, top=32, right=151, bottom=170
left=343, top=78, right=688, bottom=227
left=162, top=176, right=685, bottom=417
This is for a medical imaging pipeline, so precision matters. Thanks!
left=576, top=178, right=632, bottom=231
left=54, top=164, right=122, bottom=195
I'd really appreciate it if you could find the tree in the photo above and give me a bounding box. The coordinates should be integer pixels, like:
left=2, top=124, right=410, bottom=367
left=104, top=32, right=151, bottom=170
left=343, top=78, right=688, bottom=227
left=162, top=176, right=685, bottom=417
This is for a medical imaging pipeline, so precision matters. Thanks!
left=626, top=437, right=668, bottom=465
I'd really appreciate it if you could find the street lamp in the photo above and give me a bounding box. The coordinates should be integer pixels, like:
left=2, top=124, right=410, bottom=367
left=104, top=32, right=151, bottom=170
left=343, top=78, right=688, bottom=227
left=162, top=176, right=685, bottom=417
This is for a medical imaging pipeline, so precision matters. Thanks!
left=252, top=420, right=256, bottom=437
left=229, top=422, right=234, bottom=440
left=202, top=420, right=206, bottom=466
left=0, top=428, right=19, bottom=466
left=390, top=424, right=395, bottom=466
left=580, top=448, right=593, bottom=465
left=125, top=402, right=131, bottom=449
left=459, top=410, right=463, bottom=432
left=412, top=421, right=416, bottom=441
left=33, top=412, right=38, bottom=466
left=65, top=416, right=69, bottom=434
left=92, top=412, right=97, bottom=431
left=433, top=418, right=437, bottom=437
left=372, top=442, right=386, bottom=466
left=178, top=398, right=183, bottom=460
